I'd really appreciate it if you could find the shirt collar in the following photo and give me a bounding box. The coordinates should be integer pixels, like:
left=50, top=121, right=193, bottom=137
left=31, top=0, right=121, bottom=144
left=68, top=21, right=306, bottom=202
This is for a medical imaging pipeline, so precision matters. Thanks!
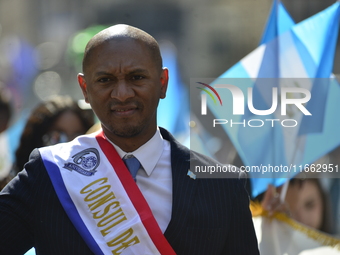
left=108, top=127, right=164, bottom=176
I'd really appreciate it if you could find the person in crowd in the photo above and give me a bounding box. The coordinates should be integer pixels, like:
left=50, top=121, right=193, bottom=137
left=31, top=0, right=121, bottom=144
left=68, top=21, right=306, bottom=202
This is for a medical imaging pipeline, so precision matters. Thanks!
left=327, top=146, right=340, bottom=235
left=285, top=178, right=333, bottom=233
left=261, top=176, right=333, bottom=233
left=0, top=24, right=259, bottom=254
left=0, top=87, right=13, bottom=187
left=0, top=87, right=12, bottom=134
left=0, top=95, right=94, bottom=189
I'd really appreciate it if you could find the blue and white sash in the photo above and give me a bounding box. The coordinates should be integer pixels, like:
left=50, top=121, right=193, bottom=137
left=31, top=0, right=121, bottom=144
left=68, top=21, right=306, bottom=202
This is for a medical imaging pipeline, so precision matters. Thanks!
left=39, top=131, right=176, bottom=255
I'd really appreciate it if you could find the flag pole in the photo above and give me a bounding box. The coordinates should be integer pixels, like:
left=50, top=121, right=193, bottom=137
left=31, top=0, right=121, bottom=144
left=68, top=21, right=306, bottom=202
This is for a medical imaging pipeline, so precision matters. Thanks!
left=279, top=134, right=304, bottom=202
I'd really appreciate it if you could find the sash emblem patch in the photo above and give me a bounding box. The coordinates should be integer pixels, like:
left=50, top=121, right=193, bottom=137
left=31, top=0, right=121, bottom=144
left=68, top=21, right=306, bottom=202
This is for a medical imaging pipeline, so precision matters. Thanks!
left=64, top=148, right=100, bottom=176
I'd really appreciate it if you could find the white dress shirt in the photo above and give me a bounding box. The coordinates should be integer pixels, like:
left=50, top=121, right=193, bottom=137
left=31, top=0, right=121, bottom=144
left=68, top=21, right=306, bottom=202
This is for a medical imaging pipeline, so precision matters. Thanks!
left=108, top=128, right=172, bottom=233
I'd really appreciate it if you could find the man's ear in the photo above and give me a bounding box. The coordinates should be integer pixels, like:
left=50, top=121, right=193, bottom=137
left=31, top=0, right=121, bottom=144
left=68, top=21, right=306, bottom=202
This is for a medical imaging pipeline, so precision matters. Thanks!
left=77, top=73, right=89, bottom=103
left=160, top=68, right=169, bottom=99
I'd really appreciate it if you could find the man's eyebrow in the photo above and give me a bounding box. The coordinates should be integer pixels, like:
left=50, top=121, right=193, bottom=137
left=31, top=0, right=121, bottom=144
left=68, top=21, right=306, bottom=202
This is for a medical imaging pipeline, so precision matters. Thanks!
left=129, top=68, right=149, bottom=74
left=93, top=69, right=149, bottom=76
left=93, top=71, right=113, bottom=76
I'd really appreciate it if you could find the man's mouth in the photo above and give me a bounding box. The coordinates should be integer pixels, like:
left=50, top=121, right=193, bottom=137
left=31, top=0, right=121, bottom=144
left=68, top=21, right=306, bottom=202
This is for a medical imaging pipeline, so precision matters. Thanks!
left=115, top=108, right=134, bottom=112
left=112, top=106, right=138, bottom=116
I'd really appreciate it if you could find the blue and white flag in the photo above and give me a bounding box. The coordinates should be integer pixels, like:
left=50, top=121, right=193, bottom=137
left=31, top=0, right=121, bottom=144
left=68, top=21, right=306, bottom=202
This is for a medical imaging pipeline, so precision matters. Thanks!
left=259, top=0, right=295, bottom=46
left=207, top=2, right=340, bottom=197
left=157, top=41, right=189, bottom=145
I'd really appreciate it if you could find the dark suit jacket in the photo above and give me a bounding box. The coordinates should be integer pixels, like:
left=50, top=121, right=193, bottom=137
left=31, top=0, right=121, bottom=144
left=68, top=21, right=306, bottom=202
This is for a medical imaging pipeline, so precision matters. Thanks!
left=0, top=128, right=259, bottom=255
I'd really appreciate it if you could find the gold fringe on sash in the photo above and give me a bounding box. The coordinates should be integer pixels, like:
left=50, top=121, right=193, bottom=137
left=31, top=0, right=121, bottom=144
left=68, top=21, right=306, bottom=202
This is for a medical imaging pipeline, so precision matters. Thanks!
left=250, top=201, right=340, bottom=250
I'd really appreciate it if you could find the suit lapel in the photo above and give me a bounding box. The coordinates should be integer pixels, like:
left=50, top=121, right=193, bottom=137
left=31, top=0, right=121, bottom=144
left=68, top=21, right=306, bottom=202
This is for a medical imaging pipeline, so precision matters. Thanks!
left=159, top=128, right=198, bottom=243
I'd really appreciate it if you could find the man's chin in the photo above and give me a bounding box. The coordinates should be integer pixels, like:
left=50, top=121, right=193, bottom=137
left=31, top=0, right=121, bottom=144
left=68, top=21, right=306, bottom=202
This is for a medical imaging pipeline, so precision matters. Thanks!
left=112, top=126, right=142, bottom=138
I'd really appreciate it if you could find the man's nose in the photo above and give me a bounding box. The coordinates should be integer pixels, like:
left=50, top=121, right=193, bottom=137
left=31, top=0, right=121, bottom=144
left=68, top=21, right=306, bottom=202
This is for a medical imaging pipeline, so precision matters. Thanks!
left=111, top=80, right=135, bottom=101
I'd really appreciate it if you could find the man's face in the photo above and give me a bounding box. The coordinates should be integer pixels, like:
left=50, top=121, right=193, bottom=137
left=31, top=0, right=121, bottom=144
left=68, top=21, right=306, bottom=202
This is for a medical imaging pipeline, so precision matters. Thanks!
left=78, top=39, right=168, bottom=143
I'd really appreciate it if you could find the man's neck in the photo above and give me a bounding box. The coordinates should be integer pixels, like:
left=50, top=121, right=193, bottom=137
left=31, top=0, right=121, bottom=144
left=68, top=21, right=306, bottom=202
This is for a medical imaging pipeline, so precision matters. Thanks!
left=103, top=127, right=157, bottom=152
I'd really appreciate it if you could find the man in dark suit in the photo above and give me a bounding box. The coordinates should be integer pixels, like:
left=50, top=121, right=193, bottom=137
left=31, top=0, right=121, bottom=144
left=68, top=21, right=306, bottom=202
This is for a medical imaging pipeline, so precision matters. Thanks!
left=0, top=24, right=259, bottom=254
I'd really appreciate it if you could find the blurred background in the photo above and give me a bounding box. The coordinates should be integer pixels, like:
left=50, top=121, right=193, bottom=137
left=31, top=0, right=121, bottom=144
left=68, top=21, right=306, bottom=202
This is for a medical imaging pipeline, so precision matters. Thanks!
left=1, top=0, right=340, bottom=244
left=0, top=0, right=339, bottom=122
